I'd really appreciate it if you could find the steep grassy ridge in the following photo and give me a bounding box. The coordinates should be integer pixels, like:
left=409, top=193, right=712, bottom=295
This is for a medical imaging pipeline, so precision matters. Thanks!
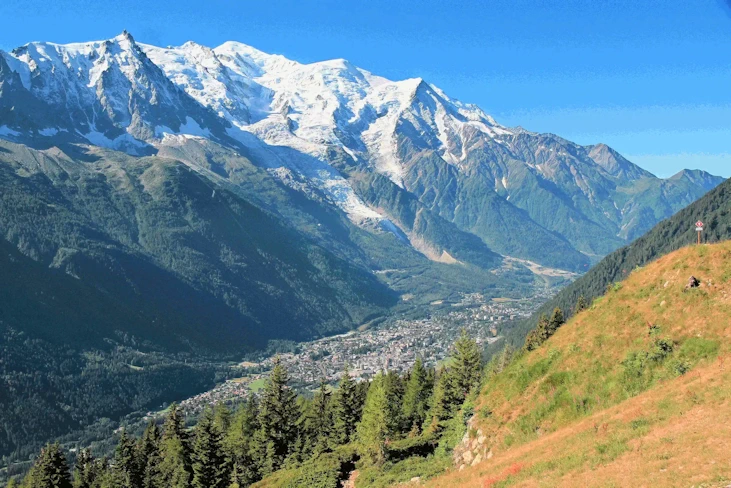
left=426, top=242, right=731, bottom=487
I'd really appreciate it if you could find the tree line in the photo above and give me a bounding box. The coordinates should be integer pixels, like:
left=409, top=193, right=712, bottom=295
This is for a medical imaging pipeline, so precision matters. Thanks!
left=7, top=330, right=487, bottom=488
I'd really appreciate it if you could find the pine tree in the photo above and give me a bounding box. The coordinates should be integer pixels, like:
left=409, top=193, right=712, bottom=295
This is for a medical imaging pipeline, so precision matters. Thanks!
left=159, top=404, right=191, bottom=488
left=137, top=421, right=162, bottom=488
left=191, top=408, right=226, bottom=488
left=451, top=330, right=483, bottom=399
left=401, top=358, right=431, bottom=432
left=251, top=358, right=299, bottom=475
left=356, top=374, right=388, bottom=465
left=110, top=431, right=141, bottom=488
left=223, top=398, right=259, bottom=486
left=26, top=443, right=72, bottom=488
left=331, top=366, right=358, bottom=446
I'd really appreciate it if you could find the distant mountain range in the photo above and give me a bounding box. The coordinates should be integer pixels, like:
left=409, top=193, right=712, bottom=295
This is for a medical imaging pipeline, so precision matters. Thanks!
left=0, top=31, right=723, bottom=274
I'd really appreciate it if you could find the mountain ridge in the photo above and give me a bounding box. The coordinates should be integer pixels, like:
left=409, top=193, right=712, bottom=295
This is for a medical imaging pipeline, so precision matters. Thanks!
left=0, top=32, right=724, bottom=271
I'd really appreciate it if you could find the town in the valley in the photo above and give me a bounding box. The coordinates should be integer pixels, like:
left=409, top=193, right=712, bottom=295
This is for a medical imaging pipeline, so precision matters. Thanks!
left=175, top=292, right=547, bottom=416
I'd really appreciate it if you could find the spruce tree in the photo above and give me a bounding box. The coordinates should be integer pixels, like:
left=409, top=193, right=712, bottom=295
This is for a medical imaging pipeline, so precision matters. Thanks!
left=311, top=380, right=333, bottom=453
left=331, top=366, right=358, bottom=446
left=26, top=443, right=72, bottom=488
left=425, top=369, right=461, bottom=431
left=299, top=379, right=332, bottom=458
left=72, top=449, right=99, bottom=488
left=224, top=398, right=259, bottom=486
left=212, top=404, right=232, bottom=483
left=251, top=358, right=299, bottom=475
left=356, top=374, right=388, bottom=465
left=383, top=371, right=404, bottom=438
left=546, top=307, right=565, bottom=337
left=524, top=314, right=550, bottom=351
left=191, top=408, right=226, bottom=488
left=137, top=421, right=162, bottom=488
left=111, top=431, right=141, bottom=488
left=159, top=403, right=191, bottom=488
left=213, top=404, right=232, bottom=435
left=401, top=358, right=431, bottom=432
left=451, top=330, right=482, bottom=399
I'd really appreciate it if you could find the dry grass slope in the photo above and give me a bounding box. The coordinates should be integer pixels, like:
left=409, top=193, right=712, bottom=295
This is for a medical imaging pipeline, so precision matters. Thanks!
left=424, top=242, right=731, bottom=488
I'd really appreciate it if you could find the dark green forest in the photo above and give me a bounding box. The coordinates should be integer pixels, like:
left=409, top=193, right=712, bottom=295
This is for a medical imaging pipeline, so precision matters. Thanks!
left=4, top=331, right=503, bottom=488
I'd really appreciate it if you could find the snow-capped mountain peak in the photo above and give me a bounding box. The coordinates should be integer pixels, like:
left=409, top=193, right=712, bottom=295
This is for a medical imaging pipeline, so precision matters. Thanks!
left=1, top=33, right=723, bottom=270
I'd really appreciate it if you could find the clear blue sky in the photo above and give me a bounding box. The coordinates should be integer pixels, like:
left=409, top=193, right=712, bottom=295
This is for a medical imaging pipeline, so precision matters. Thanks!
left=1, top=0, right=730, bottom=177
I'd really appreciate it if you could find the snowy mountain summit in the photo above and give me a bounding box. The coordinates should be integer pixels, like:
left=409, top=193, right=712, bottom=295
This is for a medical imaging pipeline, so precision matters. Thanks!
left=0, top=33, right=724, bottom=271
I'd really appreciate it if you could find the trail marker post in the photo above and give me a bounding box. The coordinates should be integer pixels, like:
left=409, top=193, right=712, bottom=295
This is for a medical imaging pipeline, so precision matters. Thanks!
left=695, top=221, right=704, bottom=245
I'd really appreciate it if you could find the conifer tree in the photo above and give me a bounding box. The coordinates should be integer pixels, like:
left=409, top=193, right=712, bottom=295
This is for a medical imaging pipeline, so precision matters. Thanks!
left=356, top=374, right=388, bottom=465
left=137, top=421, right=162, bottom=488
left=211, top=404, right=232, bottom=482
left=524, top=308, right=565, bottom=351
left=383, top=371, right=404, bottom=438
left=331, top=366, right=358, bottom=446
left=401, top=358, right=431, bottom=432
left=300, top=379, right=332, bottom=457
left=6, top=478, right=18, bottom=488
left=574, top=295, right=588, bottom=314
left=355, top=380, right=369, bottom=418
left=213, top=404, right=232, bottom=435
left=524, top=313, right=550, bottom=351
left=26, top=443, right=73, bottom=488
left=224, top=398, right=259, bottom=486
left=159, top=404, right=191, bottom=488
left=451, top=330, right=483, bottom=398
left=546, top=307, right=565, bottom=336
left=488, top=344, right=515, bottom=377
left=111, top=431, right=141, bottom=488
left=227, top=464, right=241, bottom=488
left=251, top=358, right=299, bottom=475
left=72, top=448, right=99, bottom=488
left=425, top=369, right=461, bottom=431
left=191, top=408, right=226, bottom=488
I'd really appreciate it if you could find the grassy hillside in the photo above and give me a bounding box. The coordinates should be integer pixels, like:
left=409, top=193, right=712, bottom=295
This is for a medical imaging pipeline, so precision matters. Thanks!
left=425, top=242, right=731, bottom=487
left=512, top=176, right=731, bottom=350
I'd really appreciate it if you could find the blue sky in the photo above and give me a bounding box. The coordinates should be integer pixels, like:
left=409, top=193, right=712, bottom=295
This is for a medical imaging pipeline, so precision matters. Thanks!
left=1, top=0, right=730, bottom=177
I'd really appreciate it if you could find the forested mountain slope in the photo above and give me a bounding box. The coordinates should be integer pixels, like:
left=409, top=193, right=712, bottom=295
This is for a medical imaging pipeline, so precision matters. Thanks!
left=0, top=137, right=398, bottom=461
left=426, top=242, right=731, bottom=487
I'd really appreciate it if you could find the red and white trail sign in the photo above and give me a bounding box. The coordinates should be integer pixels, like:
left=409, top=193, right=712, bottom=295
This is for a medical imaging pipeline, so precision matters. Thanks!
left=696, top=220, right=704, bottom=245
